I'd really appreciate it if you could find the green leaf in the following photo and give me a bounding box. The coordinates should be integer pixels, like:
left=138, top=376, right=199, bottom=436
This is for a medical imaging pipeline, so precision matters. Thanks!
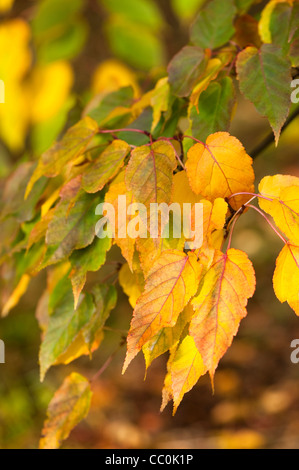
left=236, top=44, right=291, bottom=144
left=234, top=0, right=255, bottom=14
left=87, top=86, right=134, bottom=127
left=39, top=287, right=96, bottom=380
left=37, top=20, right=88, bottom=64
left=168, top=46, right=208, bottom=98
left=100, top=0, right=164, bottom=31
left=39, top=372, right=92, bottom=449
left=25, top=117, right=99, bottom=198
left=1, top=162, right=47, bottom=223
left=171, top=0, right=206, bottom=22
left=70, top=236, right=112, bottom=308
left=106, top=17, right=165, bottom=71
left=290, top=29, right=299, bottom=67
left=189, top=77, right=236, bottom=142
left=190, top=0, right=236, bottom=49
left=82, top=140, right=131, bottom=194
left=44, top=191, right=103, bottom=265
left=32, top=0, right=84, bottom=35
left=39, top=279, right=117, bottom=380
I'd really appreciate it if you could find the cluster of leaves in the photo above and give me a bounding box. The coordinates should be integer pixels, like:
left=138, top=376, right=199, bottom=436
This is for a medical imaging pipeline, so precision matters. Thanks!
left=0, top=0, right=299, bottom=449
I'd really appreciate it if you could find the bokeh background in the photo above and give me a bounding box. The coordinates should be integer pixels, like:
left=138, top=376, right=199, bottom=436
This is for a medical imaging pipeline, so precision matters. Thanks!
left=0, top=0, right=299, bottom=449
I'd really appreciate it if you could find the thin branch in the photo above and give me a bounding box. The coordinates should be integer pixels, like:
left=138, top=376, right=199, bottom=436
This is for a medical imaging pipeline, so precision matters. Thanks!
left=98, top=128, right=151, bottom=137
left=250, top=106, right=299, bottom=159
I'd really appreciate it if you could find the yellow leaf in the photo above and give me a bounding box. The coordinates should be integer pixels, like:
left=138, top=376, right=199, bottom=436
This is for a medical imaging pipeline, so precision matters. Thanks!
left=190, top=248, right=256, bottom=378
left=2, top=274, right=30, bottom=317
left=29, top=61, right=74, bottom=123
left=273, top=243, right=299, bottom=315
left=259, top=174, right=299, bottom=244
left=119, top=262, right=144, bottom=308
left=123, top=250, right=202, bottom=372
left=92, top=59, right=140, bottom=97
left=185, top=132, right=255, bottom=210
left=39, top=372, right=92, bottom=449
left=142, top=303, right=194, bottom=370
left=0, top=19, right=31, bottom=81
left=167, top=335, right=207, bottom=413
left=104, top=171, right=136, bottom=270
left=150, top=77, right=170, bottom=132
left=171, top=170, right=202, bottom=204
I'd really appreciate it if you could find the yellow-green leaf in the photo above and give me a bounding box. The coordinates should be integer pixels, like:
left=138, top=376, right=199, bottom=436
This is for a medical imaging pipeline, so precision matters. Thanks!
left=125, top=140, right=177, bottom=209
left=39, top=372, right=92, bottom=449
left=82, top=139, right=130, bottom=193
left=25, top=116, right=98, bottom=198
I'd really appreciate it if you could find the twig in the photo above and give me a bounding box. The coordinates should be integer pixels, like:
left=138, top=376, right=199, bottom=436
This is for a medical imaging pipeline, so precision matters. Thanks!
left=250, top=106, right=299, bottom=159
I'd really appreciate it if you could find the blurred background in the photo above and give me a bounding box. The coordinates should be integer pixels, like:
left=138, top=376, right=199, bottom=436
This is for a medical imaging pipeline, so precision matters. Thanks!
left=0, top=0, right=299, bottom=449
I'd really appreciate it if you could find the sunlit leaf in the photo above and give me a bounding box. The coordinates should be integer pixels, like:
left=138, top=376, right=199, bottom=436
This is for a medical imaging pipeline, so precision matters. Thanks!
left=185, top=132, right=255, bottom=210
left=190, top=248, right=256, bottom=379
left=123, top=250, right=202, bottom=371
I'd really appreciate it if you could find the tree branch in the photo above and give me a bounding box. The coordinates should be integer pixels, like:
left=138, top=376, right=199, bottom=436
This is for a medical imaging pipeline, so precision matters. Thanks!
left=250, top=106, right=299, bottom=159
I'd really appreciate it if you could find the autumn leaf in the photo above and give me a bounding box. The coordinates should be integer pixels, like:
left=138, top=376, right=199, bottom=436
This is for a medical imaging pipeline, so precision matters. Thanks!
left=189, top=57, right=229, bottom=109
left=104, top=171, right=136, bottom=270
left=82, top=139, right=131, bottom=193
left=190, top=248, right=256, bottom=378
left=185, top=132, right=255, bottom=210
left=25, top=116, right=99, bottom=198
left=161, top=334, right=207, bottom=414
left=273, top=243, right=299, bottom=315
left=118, top=262, right=144, bottom=308
left=142, top=303, right=194, bottom=371
left=125, top=140, right=177, bottom=209
left=258, top=174, right=299, bottom=244
left=39, top=372, right=92, bottom=449
left=123, top=250, right=202, bottom=372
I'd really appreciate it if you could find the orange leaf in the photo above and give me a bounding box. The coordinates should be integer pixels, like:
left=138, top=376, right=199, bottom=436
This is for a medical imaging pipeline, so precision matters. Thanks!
left=185, top=132, right=255, bottom=210
left=123, top=250, right=202, bottom=372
